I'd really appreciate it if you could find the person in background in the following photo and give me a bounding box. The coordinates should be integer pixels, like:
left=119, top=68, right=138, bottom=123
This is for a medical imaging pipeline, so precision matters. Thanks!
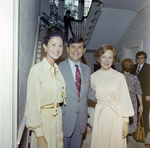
left=26, top=31, right=66, bottom=148
left=59, top=36, right=96, bottom=148
left=64, top=10, right=75, bottom=42
left=131, top=51, right=150, bottom=138
left=90, top=44, right=134, bottom=148
left=121, top=58, right=143, bottom=135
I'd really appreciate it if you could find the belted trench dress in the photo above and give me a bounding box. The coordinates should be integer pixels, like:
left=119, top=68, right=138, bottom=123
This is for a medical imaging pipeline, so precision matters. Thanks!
left=26, top=58, right=66, bottom=148
left=91, top=68, right=134, bottom=148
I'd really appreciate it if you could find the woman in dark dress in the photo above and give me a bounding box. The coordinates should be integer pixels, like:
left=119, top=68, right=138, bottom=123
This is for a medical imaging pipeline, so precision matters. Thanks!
left=121, top=58, right=143, bottom=134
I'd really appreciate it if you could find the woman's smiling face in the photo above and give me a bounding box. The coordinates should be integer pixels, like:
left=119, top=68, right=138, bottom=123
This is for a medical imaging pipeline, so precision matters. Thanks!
left=100, top=50, right=114, bottom=71
left=44, top=36, right=63, bottom=62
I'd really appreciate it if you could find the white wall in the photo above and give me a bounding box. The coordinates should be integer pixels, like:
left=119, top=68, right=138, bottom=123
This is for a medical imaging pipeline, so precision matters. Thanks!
left=0, top=0, right=19, bottom=147
left=41, top=0, right=49, bottom=15
left=0, top=0, right=41, bottom=147
left=84, top=51, right=97, bottom=73
left=39, top=0, right=50, bottom=40
left=88, top=8, right=137, bottom=50
left=18, top=0, right=41, bottom=146
left=115, top=10, right=150, bottom=71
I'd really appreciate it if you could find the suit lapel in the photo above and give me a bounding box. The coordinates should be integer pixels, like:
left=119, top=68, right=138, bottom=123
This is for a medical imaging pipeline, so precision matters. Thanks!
left=80, top=63, right=87, bottom=99
left=63, top=59, right=78, bottom=96
left=139, top=63, right=145, bottom=75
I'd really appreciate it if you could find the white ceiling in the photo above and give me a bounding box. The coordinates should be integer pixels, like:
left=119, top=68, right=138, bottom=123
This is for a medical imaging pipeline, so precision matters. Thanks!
left=87, top=0, right=150, bottom=50
left=103, top=0, right=150, bottom=11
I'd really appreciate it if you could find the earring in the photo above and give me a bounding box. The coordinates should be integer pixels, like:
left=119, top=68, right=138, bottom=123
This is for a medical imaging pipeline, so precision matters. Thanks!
left=45, top=51, right=47, bottom=55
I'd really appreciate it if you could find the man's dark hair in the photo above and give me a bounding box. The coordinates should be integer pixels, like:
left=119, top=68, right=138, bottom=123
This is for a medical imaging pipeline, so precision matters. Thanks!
left=68, top=36, right=86, bottom=48
left=66, top=10, right=71, bottom=15
left=136, top=51, right=147, bottom=59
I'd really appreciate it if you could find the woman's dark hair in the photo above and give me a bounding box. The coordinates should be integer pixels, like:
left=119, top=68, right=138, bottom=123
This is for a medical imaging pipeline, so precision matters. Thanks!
left=136, top=51, right=147, bottom=59
left=121, top=58, right=134, bottom=72
left=44, top=31, right=64, bottom=45
left=94, top=44, right=117, bottom=65
left=68, top=36, right=86, bottom=48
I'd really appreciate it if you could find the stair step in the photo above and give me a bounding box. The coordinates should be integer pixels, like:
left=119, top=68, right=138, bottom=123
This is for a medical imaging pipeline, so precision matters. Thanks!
left=37, top=51, right=45, bottom=53
left=37, top=54, right=41, bottom=58
left=38, top=45, right=42, bottom=48
left=97, top=1, right=103, bottom=7
left=89, top=26, right=93, bottom=30
left=36, top=59, right=41, bottom=63
left=37, top=49, right=41, bottom=52
left=91, top=18, right=96, bottom=23
left=38, top=41, right=42, bottom=44
left=94, top=10, right=99, bottom=15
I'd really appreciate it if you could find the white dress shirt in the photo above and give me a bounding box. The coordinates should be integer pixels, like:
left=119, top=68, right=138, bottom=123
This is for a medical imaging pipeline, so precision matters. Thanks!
left=68, top=58, right=81, bottom=81
left=137, top=63, right=144, bottom=71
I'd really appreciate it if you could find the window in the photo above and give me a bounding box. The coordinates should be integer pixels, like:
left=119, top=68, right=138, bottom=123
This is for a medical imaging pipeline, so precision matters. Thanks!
left=65, top=0, right=79, bottom=19
left=84, top=0, right=92, bottom=16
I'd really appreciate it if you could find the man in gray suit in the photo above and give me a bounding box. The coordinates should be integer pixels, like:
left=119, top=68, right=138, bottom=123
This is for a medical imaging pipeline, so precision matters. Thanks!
left=59, top=36, right=96, bottom=148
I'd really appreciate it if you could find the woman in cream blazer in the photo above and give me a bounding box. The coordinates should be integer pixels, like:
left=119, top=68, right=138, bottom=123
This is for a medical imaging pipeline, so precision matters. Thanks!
left=26, top=31, right=66, bottom=148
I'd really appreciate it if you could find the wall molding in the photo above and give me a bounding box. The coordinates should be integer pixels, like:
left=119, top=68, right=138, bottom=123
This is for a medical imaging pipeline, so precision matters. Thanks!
left=123, top=40, right=143, bottom=61
left=135, top=1, right=150, bottom=13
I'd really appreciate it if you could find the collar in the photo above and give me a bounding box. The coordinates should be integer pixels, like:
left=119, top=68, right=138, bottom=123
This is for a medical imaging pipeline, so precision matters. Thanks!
left=138, top=63, right=144, bottom=69
left=42, top=57, right=59, bottom=73
left=68, top=58, right=80, bottom=70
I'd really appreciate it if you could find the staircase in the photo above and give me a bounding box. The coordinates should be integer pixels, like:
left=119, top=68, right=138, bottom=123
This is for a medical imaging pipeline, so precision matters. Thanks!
left=36, top=1, right=105, bottom=64
left=69, top=1, right=104, bottom=47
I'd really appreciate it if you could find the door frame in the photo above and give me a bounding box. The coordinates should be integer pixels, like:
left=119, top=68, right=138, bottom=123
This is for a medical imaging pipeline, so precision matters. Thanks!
left=123, top=40, right=143, bottom=60
left=0, top=0, right=19, bottom=147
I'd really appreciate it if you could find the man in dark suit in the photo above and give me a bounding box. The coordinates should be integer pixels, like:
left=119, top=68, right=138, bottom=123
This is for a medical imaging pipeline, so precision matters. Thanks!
left=59, top=36, right=96, bottom=148
left=132, top=51, right=150, bottom=137
left=64, top=10, right=75, bottom=42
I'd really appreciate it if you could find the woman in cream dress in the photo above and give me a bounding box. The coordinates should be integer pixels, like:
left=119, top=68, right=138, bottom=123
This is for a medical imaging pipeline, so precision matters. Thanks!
left=90, top=44, right=134, bottom=148
left=26, top=31, right=66, bottom=148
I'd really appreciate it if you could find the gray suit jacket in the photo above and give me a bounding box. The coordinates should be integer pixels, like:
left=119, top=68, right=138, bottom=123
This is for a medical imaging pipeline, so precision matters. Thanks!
left=59, top=59, right=96, bottom=137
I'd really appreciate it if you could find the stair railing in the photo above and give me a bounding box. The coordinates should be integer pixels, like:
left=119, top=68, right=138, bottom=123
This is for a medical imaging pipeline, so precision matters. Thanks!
left=70, top=17, right=87, bottom=39
left=69, top=1, right=104, bottom=47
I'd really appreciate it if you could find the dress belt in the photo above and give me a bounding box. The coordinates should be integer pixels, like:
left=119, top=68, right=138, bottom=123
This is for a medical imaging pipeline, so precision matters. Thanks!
left=41, top=103, right=59, bottom=109
left=97, top=101, right=121, bottom=123
left=41, top=103, right=60, bottom=116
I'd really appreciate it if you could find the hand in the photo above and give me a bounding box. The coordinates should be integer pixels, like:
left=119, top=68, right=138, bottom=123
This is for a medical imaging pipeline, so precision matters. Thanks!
left=138, top=105, right=143, bottom=112
left=122, top=122, right=129, bottom=139
left=37, top=136, right=48, bottom=148
left=145, top=96, right=150, bottom=101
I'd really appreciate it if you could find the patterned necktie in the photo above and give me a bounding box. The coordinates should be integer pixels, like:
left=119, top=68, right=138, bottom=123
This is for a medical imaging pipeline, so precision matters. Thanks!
left=75, top=65, right=81, bottom=98
left=136, top=65, right=141, bottom=76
